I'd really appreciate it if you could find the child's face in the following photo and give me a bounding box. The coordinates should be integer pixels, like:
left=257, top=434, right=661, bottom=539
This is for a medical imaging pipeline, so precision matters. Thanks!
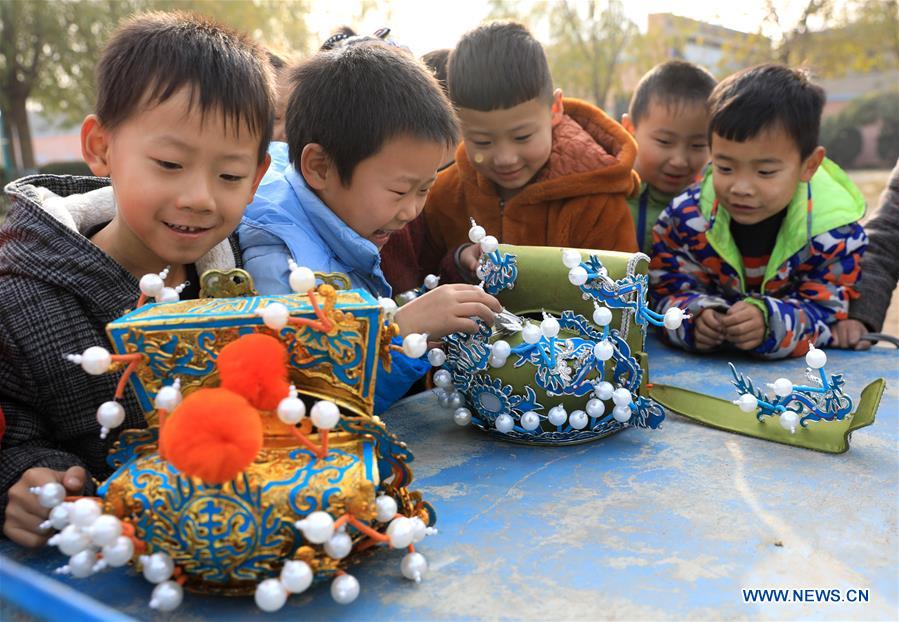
left=623, top=99, right=709, bottom=195
left=458, top=91, right=563, bottom=196
left=711, top=127, right=824, bottom=225
left=84, top=87, right=268, bottom=269
left=312, top=135, right=450, bottom=248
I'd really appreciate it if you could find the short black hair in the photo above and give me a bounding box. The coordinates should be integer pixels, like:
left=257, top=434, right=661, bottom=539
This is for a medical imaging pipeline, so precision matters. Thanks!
left=628, top=60, right=716, bottom=125
left=285, top=42, right=459, bottom=185
left=421, top=48, right=450, bottom=95
left=708, top=64, right=825, bottom=160
left=96, top=11, right=275, bottom=163
left=448, top=21, right=553, bottom=111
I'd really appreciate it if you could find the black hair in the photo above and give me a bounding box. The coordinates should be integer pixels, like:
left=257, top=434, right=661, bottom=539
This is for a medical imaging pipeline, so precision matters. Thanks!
left=267, top=49, right=286, bottom=71
left=96, top=11, right=274, bottom=163
left=421, top=48, right=450, bottom=95
left=708, top=64, right=825, bottom=160
left=286, top=42, right=459, bottom=185
left=628, top=60, right=716, bottom=125
left=447, top=21, right=553, bottom=111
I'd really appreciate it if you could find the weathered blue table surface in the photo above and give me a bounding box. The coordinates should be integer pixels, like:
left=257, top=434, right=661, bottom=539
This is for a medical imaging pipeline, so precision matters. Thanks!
left=2, top=335, right=897, bottom=621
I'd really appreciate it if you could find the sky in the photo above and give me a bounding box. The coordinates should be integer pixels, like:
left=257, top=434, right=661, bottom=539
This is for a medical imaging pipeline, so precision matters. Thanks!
left=305, top=0, right=826, bottom=57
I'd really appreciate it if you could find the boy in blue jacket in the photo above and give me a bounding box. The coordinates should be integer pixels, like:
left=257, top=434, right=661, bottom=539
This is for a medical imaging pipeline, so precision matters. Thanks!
left=240, top=42, right=501, bottom=412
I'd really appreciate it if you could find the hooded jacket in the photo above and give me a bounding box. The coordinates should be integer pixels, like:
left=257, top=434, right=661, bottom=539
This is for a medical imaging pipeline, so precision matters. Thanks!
left=649, top=159, right=868, bottom=359
left=0, top=175, right=241, bottom=526
left=423, top=98, right=640, bottom=279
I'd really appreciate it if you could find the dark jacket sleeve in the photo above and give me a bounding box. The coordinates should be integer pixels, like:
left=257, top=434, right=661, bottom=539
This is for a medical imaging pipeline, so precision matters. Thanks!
left=849, top=161, right=899, bottom=332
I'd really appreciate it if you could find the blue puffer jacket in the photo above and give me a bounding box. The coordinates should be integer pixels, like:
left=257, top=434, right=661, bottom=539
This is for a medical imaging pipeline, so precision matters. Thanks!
left=239, top=142, right=429, bottom=413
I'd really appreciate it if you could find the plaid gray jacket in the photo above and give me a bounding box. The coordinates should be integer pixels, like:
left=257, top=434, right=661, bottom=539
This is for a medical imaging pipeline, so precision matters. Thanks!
left=0, top=175, right=242, bottom=529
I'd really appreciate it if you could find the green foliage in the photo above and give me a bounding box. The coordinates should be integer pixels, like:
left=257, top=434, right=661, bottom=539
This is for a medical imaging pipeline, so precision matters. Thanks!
left=821, top=122, right=863, bottom=167
left=38, top=160, right=93, bottom=176
left=821, top=90, right=899, bottom=168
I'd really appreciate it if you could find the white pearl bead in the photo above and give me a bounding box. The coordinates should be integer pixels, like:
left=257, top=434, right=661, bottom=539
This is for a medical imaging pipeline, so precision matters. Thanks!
left=289, top=266, right=316, bottom=293
left=310, top=400, right=340, bottom=430
left=280, top=560, right=313, bottom=594
left=156, top=286, right=180, bottom=303
left=780, top=410, right=799, bottom=433
left=139, top=273, right=165, bottom=298
left=547, top=405, right=567, bottom=426
left=772, top=377, right=794, bottom=398
left=378, top=297, right=398, bottom=316
left=569, top=410, right=588, bottom=429
left=150, top=580, right=183, bottom=612
left=331, top=574, right=360, bottom=605
left=35, top=482, right=66, bottom=509
left=155, top=384, right=182, bottom=411
left=68, top=549, right=97, bottom=578
left=805, top=346, right=827, bottom=369
left=401, top=551, right=429, bottom=583
left=423, top=274, right=440, bottom=290
left=52, top=525, right=91, bottom=556
left=594, top=381, right=614, bottom=401
left=140, top=553, right=175, bottom=584
left=71, top=498, right=102, bottom=528
left=436, top=390, right=452, bottom=409
left=409, top=516, right=428, bottom=543
left=101, top=536, right=134, bottom=567
left=277, top=395, right=306, bottom=425
left=88, top=514, right=122, bottom=547
left=540, top=316, right=560, bottom=339
left=447, top=392, right=464, bottom=409
left=296, top=511, right=335, bottom=544
left=663, top=307, right=686, bottom=330
left=611, top=388, right=633, bottom=407
left=488, top=354, right=507, bottom=368
left=255, top=578, right=288, bottom=612
left=492, top=340, right=512, bottom=359
left=561, top=249, right=582, bottom=269
left=734, top=393, right=758, bottom=413
left=427, top=348, right=447, bottom=367
left=375, top=495, right=398, bottom=523
left=612, top=405, right=632, bottom=423
left=47, top=503, right=73, bottom=530
left=324, top=532, right=353, bottom=559
left=468, top=224, right=486, bottom=244
left=494, top=413, right=515, bottom=433
left=453, top=407, right=472, bottom=426
left=480, top=235, right=499, bottom=254
left=586, top=398, right=605, bottom=418
left=387, top=516, right=415, bottom=548
left=96, top=401, right=125, bottom=434
left=80, top=346, right=111, bottom=375
left=520, top=410, right=541, bottom=431
left=402, top=333, right=428, bottom=358
left=433, top=369, right=453, bottom=388
left=568, top=265, right=588, bottom=286
left=593, top=340, right=614, bottom=362
left=261, top=302, right=290, bottom=330
left=521, top=322, right=541, bottom=344
left=592, top=306, right=613, bottom=326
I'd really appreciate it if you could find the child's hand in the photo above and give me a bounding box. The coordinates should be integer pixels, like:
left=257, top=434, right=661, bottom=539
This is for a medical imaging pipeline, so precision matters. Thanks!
left=832, top=319, right=870, bottom=350
left=693, top=308, right=726, bottom=350
left=722, top=301, right=766, bottom=350
left=3, top=466, right=86, bottom=547
left=458, top=243, right=482, bottom=278
left=395, top=284, right=502, bottom=341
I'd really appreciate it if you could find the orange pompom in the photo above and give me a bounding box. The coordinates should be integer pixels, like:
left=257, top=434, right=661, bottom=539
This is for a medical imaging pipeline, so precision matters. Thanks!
left=160, top=388, right=262, bottom=484
left=217, top=333, right=290, bottom=411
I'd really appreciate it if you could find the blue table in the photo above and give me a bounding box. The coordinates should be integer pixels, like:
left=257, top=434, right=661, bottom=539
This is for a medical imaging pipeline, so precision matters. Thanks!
left=2, top=336, right=897, bottom=621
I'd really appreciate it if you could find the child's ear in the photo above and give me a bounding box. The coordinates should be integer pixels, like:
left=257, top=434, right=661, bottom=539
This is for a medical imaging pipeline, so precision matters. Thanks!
left=621, top=113, right=636, bottom=136
left=551, top=88, right=564, bottom=127
left=299, top=143, right=332, bottom=190
left=800, top=146, right=826, bottom=182
left=248, top=153, right=271, bottom=197
left=81, top=115, right=111, bottom=176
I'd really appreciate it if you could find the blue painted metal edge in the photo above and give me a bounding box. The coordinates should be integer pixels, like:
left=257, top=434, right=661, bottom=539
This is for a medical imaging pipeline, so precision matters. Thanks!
left=0, top=554, right=135, bottom=622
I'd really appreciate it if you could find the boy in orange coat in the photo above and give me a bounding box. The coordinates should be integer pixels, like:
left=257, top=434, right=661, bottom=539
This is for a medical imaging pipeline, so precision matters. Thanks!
left=422, top=21, right=639, bottom=282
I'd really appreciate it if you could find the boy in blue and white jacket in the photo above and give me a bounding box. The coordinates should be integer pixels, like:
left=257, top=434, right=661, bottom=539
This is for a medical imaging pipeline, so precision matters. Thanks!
left=240, top=43, right=501, bottom=413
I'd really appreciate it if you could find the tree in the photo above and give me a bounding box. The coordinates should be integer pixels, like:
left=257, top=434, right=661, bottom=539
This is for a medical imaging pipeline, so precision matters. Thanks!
left=0, top=0, right=311, bottom=175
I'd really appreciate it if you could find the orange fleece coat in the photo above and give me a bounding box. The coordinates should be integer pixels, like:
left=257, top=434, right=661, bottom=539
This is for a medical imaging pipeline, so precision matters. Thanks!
left=424, top=98, right=640, bottom=271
